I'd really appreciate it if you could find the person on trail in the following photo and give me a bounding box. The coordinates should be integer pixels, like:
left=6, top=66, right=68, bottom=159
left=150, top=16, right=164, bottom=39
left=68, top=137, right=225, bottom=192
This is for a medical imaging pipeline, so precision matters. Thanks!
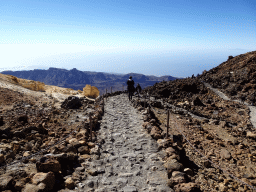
left=136, top=83, right=142, bottom=97
left=127, top=76, right=135, bottom=100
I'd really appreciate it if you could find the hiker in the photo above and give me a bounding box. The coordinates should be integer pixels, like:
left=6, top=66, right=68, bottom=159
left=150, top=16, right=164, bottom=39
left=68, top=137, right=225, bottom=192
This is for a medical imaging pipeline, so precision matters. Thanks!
left=127, top=76, right=135, bottom=100
left=136, top=83, right=142, bottom=97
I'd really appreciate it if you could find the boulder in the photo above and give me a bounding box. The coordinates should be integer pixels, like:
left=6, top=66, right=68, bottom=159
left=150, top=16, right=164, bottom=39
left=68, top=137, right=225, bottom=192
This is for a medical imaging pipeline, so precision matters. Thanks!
left=83, top=84, right=100, bottom=99
left=150, top=126, right=162, bottom=140
left=0, top=175, right=15, bottom=191
left=164, top=159, right=184, bottom=176
left=157, top=139, right=172, bottom=149
left=65, top=177, right=75, bottom=189
left=36, top=158, right=61, bottom=173
left=61, top=96, right=82, bottom=109
left=165, top=147, right=177, bottom=157
left=32, top=172, right=55, bottom=191
left=168, top=171, right=186, bottom=187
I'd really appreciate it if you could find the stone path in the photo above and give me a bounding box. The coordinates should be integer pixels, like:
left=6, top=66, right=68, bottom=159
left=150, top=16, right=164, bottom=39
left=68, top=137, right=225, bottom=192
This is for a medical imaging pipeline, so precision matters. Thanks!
left=203, top=81, right=256, bottom=129
left=77, top=94, right=171, bottom=192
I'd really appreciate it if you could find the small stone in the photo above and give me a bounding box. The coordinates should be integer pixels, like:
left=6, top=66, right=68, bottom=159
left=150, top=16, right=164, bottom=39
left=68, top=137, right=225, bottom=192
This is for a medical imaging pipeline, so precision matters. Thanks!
left=172, top=171, right=185, bottom=178
left=68, top=138, right=78, bottom=145
left=90, top=145, right=100, bottom=155
left=116, top=178, right=128, bottom=185
left=246, top=131, right=256, bottom=139
left=23, top=151, right=31, bottom=157
left=0, top=154, right=4, bottom=163
left=78, top=146, right=90, bottom=154
left=123, top=185, right=137, bottom=192
left=219, top=183, right=228, bottom=192
left=87, top=169, right=98, bottom=176
left=202, top=160, right=211, bottom=168
left=184, top=168, right=193, bottom=176
left=87, top=180, right=94, bottom=188
left=220, top=149, right=231, bottom=160
left=65, top=177, right=75, bottom=189
left=119, top=173, right=133, bottom=177
left=87, top=142, right=95, bottom=148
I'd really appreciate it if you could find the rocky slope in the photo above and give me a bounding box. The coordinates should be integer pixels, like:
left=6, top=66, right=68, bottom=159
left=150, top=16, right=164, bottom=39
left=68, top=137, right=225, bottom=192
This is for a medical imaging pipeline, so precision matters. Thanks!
left=200, top=51, right=256, bottom=105
left=140, top=51, right=256, bottom=191
left=0, top=75, right=104, bottom=191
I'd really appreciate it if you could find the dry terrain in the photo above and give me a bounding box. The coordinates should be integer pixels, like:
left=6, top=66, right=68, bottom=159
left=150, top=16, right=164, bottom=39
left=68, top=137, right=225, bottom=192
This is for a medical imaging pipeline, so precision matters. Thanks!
left=0, top=50, right=256, bottom=192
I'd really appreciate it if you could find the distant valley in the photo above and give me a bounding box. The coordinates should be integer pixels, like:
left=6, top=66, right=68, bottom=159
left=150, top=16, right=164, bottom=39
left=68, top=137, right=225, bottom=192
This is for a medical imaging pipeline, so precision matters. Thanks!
left=1, top=68, right=179, bottom=94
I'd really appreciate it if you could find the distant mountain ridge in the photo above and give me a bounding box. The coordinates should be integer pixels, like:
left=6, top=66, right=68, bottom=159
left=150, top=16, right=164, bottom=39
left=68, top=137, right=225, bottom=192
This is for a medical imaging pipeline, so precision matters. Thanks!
left=1, top=68, right=179, bottom=94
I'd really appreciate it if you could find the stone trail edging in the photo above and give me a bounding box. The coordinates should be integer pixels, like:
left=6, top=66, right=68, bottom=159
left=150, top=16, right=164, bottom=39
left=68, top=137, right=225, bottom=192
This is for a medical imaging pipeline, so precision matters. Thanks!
left=131, top=96, right=201, bottom=192
left=134, top=93, right=256, bottom=191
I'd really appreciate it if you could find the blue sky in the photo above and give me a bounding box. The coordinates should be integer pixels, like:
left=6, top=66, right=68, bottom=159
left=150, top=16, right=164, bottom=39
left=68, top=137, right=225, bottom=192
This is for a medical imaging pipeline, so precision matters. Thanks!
left=0, top=0, right=255, bottom=77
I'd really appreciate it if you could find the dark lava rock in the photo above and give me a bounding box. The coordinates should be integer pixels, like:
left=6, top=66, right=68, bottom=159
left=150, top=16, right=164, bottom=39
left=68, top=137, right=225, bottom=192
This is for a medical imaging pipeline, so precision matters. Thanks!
left=17, top=115, right=28, bottom=124
left=61, top=96, right=82, bottom=109
left=0, top=116, right=4, bottom=126
left=36, top=157, right=61, bottom=173
left=192, top=97, right=205, bottom=106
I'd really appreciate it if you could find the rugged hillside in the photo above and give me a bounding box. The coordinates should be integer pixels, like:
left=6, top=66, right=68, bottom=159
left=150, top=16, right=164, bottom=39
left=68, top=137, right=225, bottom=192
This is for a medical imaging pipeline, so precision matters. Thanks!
left=141, top=51, right=256, bottom=191
left=0, top=74, right=104, bottom=191
left=1, top=68, right=179, bottom=94
left=200, top=51, right=256, bottom=105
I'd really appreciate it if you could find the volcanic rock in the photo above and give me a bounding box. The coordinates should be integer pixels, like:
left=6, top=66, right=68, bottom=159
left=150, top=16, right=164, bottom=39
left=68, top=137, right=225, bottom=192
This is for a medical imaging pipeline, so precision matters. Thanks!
left=61, top=96, right=82, bottom=109
left=150, top=126, right=162, bottom=139
left=164, top=159, right=184, bottom=176
left=78, top=146, right=90, bottom=154
left=65, top=177, right=75, bottom=189
left=220, top=149, right=231, bottom=160
left=0, top=175, right=15, bottom=191
left=32, top=172, right=55, bottom=191
left=36, top=158, right=61, bottom=173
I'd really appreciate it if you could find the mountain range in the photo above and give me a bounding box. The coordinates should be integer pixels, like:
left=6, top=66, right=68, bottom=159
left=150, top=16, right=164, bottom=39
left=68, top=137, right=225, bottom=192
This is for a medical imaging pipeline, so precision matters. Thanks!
left=1, top=68, right=179, bottom=94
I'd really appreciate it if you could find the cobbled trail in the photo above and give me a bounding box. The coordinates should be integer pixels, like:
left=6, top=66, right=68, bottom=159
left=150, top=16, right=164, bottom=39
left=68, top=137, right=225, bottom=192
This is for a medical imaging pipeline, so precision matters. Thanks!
left=77, top=94, right=170, bottom=192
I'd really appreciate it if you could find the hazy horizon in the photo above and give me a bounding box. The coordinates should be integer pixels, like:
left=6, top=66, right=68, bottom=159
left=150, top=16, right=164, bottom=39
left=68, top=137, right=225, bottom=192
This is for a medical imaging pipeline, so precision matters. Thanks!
left=1, top=0, right=255, bottom=77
